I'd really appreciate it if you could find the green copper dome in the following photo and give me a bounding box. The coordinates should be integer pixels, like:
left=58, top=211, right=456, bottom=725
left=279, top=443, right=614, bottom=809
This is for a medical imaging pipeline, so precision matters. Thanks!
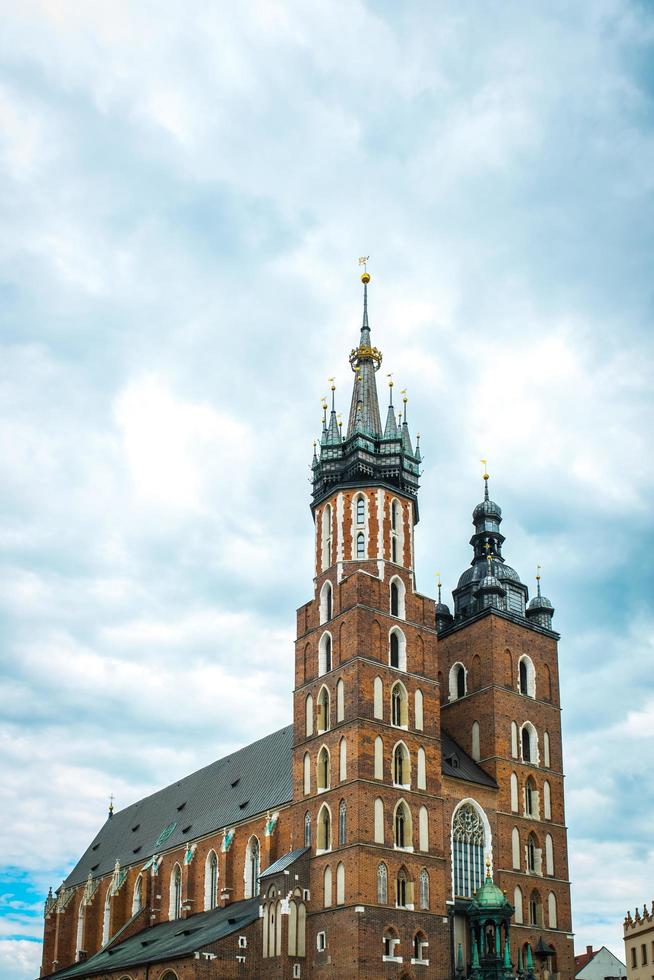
left=471, top=873, right=512, bottom=910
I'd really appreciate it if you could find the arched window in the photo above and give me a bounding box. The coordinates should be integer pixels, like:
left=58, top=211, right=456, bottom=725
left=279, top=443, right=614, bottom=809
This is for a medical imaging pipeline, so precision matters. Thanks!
left=323, top=865, right=332, bottom=907
left=510, top=773, right=519, bottom=812
left=169, top=863, right=182, bottom=920
left=389, top=628, right=406, bottom=670
left=543, top=780, right=552, bottom=820
left=288, top=898, right=298, bottom=956
left=521, top=722, right=538, bottom=765
left=544, top=663, right=553, bottom=701
left=514, top=886, right=524, bottom=924
left=415, top=689, right=424, bottom=730
left=383, top=926, right=400, bottom=959
left=452, top=802, right=487, bottom=898
left=414, top=930, right=428, bottom=962
left=391, top=681, right=408, bottom=727
left=101, top=888, right=111, bottom=944
left=518, top=655, right=536, bottom=698
left=392, top=742, right=410, bottom=787
left=374, top=736, right=384, bottom=779
left=511, top=721, right=519, bottom=758
left=512, top=827, right=521, bottom=869
left=396, top=866, right=409, bottom=908
left=373, top=676, right=383, bottom=718
left=543, top=731, right=551, bottom=768
left=529, top=890, right=542, bottom=926
left=377, top=863, right=388, bottom=903
left=391, top=535, right=398, bottom=563
left=317, top=685, right=330, bottom=732
left=204, top=851, right=218, bottom=911
left=389, top=576, right=406, bottom=619
left=339, top=736, right=347, bottom=781
left=394, top=800, right=412, bottom=849
left=297, top=902, right=306, bottom=957
left=321, top=504, right=332, bottom=570
left=548, top=891, right=557, bottom=928
left=418, top=805, right=428, bottom=851
left=304, top=811, right=311, bottom=847
left=317, top=804, right=331, bottom=852
left=244, top=838, right=260, bottom=899
left=303, top=752, right=310, bottom=794
left=417, top=747, right=426, bottom=790
left=131, top=873, right=143, bottom=915
left=419, top=868, right=429, bottom=909
left=317, top=746, right=330, bottom=791
left=318, top=633, right=332, bottom=676
left=356, top=532, right=365, bottom=558
left=339, top=800, right=347, bottom=845
left=449, top=663, right=466, bottom=701
left=305, top=694, right=313, bottom=737
left=336, top=679, right=345, bottom=722
left=356, top=495, right=365, bottom=525
left=336, top=862, right=345, bottom=905
left=319, top=581, right=333, bottom=624
left=527, top=833, right=539, bottom=874
left=374, top=797, right=384, bottom=843
left=471, top=721, right=480, bottom=761
left=545, top=834, right=554, bottom=876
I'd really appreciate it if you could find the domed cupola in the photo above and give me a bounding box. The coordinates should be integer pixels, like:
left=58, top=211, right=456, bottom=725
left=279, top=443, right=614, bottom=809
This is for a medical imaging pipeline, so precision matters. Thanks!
left=526, top=566, right=555, bottom=629
left=452, top=466, right=529, bottom=621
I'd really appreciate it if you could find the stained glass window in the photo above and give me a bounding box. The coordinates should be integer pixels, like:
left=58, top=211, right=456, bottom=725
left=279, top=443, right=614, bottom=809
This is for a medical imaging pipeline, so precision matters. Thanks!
left=452, top=804, right=485, bottom=898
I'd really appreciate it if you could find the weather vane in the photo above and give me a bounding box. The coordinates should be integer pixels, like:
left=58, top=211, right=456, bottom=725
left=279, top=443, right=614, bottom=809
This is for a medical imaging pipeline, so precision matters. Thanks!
left=358, top=255, right=369, bottom=272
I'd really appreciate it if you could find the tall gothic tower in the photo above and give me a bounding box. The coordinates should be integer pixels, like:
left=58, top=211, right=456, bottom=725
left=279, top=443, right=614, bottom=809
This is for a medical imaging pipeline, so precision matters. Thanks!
left=291, top=271, right=574, bottom=979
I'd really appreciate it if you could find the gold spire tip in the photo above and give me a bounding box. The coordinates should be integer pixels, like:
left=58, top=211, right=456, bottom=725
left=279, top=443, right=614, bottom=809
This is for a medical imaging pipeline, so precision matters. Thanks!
left=358, top=255, right=370, bottom=283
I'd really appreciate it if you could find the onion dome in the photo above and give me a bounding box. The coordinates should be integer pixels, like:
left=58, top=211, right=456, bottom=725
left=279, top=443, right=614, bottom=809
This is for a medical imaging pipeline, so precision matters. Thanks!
left=526, top=567, right=555, bottom=629
left=472, top=874, right=511, bottom=911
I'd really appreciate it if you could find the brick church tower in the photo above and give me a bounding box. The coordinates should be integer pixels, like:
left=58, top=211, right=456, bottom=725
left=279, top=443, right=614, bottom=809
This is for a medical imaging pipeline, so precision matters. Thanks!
left=290, top=268, right=574, bottom=978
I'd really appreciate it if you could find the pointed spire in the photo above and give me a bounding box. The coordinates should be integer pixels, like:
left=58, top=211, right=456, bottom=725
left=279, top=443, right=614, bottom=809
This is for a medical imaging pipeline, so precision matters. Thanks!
left=383, top=376, right=399, bottom=438
left=325, top=379, right=340, bottom=444
left=415, top=432, right=421, bottom=462
left=347, top=266, right=383, bottom=437
left=400, top=391, right=414, bottom=453
left=481, top=458, right=490, bottom=501
left=536, top=563, right=542, bottom=598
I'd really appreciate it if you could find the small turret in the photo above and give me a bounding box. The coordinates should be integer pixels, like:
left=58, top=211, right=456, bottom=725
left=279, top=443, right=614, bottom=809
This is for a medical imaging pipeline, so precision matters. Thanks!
left=526, top=565, right=555, bottom=629
left=434, top=575, right=453, bottom=632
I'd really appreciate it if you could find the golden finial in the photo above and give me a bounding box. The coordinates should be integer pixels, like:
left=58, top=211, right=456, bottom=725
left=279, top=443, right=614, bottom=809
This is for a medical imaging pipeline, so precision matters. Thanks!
left=386, top=372, right=393, bottom=387
left=328, top=376, right=336, bottom=391
left=359, top=255, right=370, bottom=283
left=400, top=388, right=408, bottom=403
left=481, top=458, right=489, bottom=481
left=536, top=563, right=541, bottom=581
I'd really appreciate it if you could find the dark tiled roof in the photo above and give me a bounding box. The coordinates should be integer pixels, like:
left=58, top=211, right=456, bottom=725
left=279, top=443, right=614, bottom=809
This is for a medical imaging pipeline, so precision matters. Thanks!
left=260, top=846, right=309, bottom=879
left=45, top=897, right=260, bottom=978
left=441, top=731, right=497, bottom=788
left=63, top=726, right=294, bottom=889
left=63, top=722, right=495, bottom=894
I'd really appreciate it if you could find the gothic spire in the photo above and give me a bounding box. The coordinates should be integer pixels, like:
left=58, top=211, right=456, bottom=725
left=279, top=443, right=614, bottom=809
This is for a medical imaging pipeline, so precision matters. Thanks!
left=346, top=271, right=383, bottom=438
left=383, top=376, right=399, bottom=438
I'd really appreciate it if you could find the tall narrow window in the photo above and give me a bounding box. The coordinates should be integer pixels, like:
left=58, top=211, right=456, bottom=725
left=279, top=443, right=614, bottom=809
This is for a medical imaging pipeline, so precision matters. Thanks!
left=317, top=746, right=330, bottom=791
left=303, top=753, right=310, bottom=795
left=391, top=536, right=398, bottom=563
left=514, top=886, right=524, bottom=924
left=545, top=834, right=554, bottom=876
left=320, top=581, right=333, bottom=623
left=522, top=726, right=532, bottom=763
left=356, top=532, right=365, bottom=558
left=390, top=631, right=399, bottom=668
left=394, top=801, right=412, bottom=848
left=169, top=864, right=182, bottom=920
left=205, top=851, right=218, bottom=910
left=396, top=868, right=408, bottom=907
left=374, top=797, right=384, bottom=843
left=304, top=811, right=311, bottom=847
left=336, top=679, right=345, bottom=722
left=321, top=504, right=332, bottom=570
left=339, top=736, right=347, bottom=781
left=336, top=862, right=345, bottom=905
left=391, top=682, right=407, bottom=727
left=305, top=694, right=313, bottom=737
left=527, top=833, right=538, bottom=873
left=391, top=581, right=399, bottom=616
left=102, top=889, right=111, bottom=944
left=245, top=837, right=260, bottom=899
left=419, top=869, right=429, bottom=909
left=377, top=863, right=388, bottom=903
left=356, top=496, right=365, bottom=524
left=452, top=803, right=486, bottom=898
left=449, top=663, right=466, bottom=700
left=519, top=659, right=528, bottom=695
left=543, top=780, right=552, bottom=820
left=132, top=873, right=143, bottom=915
left=339, top=800, right=347, bottom=845
left=525, top=776, right=536, bottom=816
left=75, top=903, right=85, bottom=960
left=317, top=686, right=330, bottom=732
left=543, top=731, right=551, bottom=768
left=471, top=721, right=481, bottom=761
left=393, top=743, right=410, bottom=787
left=317, top=805, right=331, bottom=851
left=323, top=866, right=332, bottom=907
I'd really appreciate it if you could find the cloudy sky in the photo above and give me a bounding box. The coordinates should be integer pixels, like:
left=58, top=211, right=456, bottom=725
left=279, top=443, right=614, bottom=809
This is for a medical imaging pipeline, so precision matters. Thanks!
left=1, top=1, right=653, bottom=976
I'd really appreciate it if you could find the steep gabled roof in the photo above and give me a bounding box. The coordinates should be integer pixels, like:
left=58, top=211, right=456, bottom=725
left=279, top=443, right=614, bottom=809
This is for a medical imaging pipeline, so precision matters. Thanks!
left=45, top=897, right=260, bottom=978
left=63, top=726, right=294, bottom=889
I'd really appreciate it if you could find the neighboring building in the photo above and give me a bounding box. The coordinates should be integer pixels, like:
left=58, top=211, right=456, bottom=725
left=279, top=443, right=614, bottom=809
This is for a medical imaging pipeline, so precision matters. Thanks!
left=624, top=904, right=654, bottom=980
left=575, top=944, right=626, bottom=979
left=40, top=272, right=575, bottom=979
